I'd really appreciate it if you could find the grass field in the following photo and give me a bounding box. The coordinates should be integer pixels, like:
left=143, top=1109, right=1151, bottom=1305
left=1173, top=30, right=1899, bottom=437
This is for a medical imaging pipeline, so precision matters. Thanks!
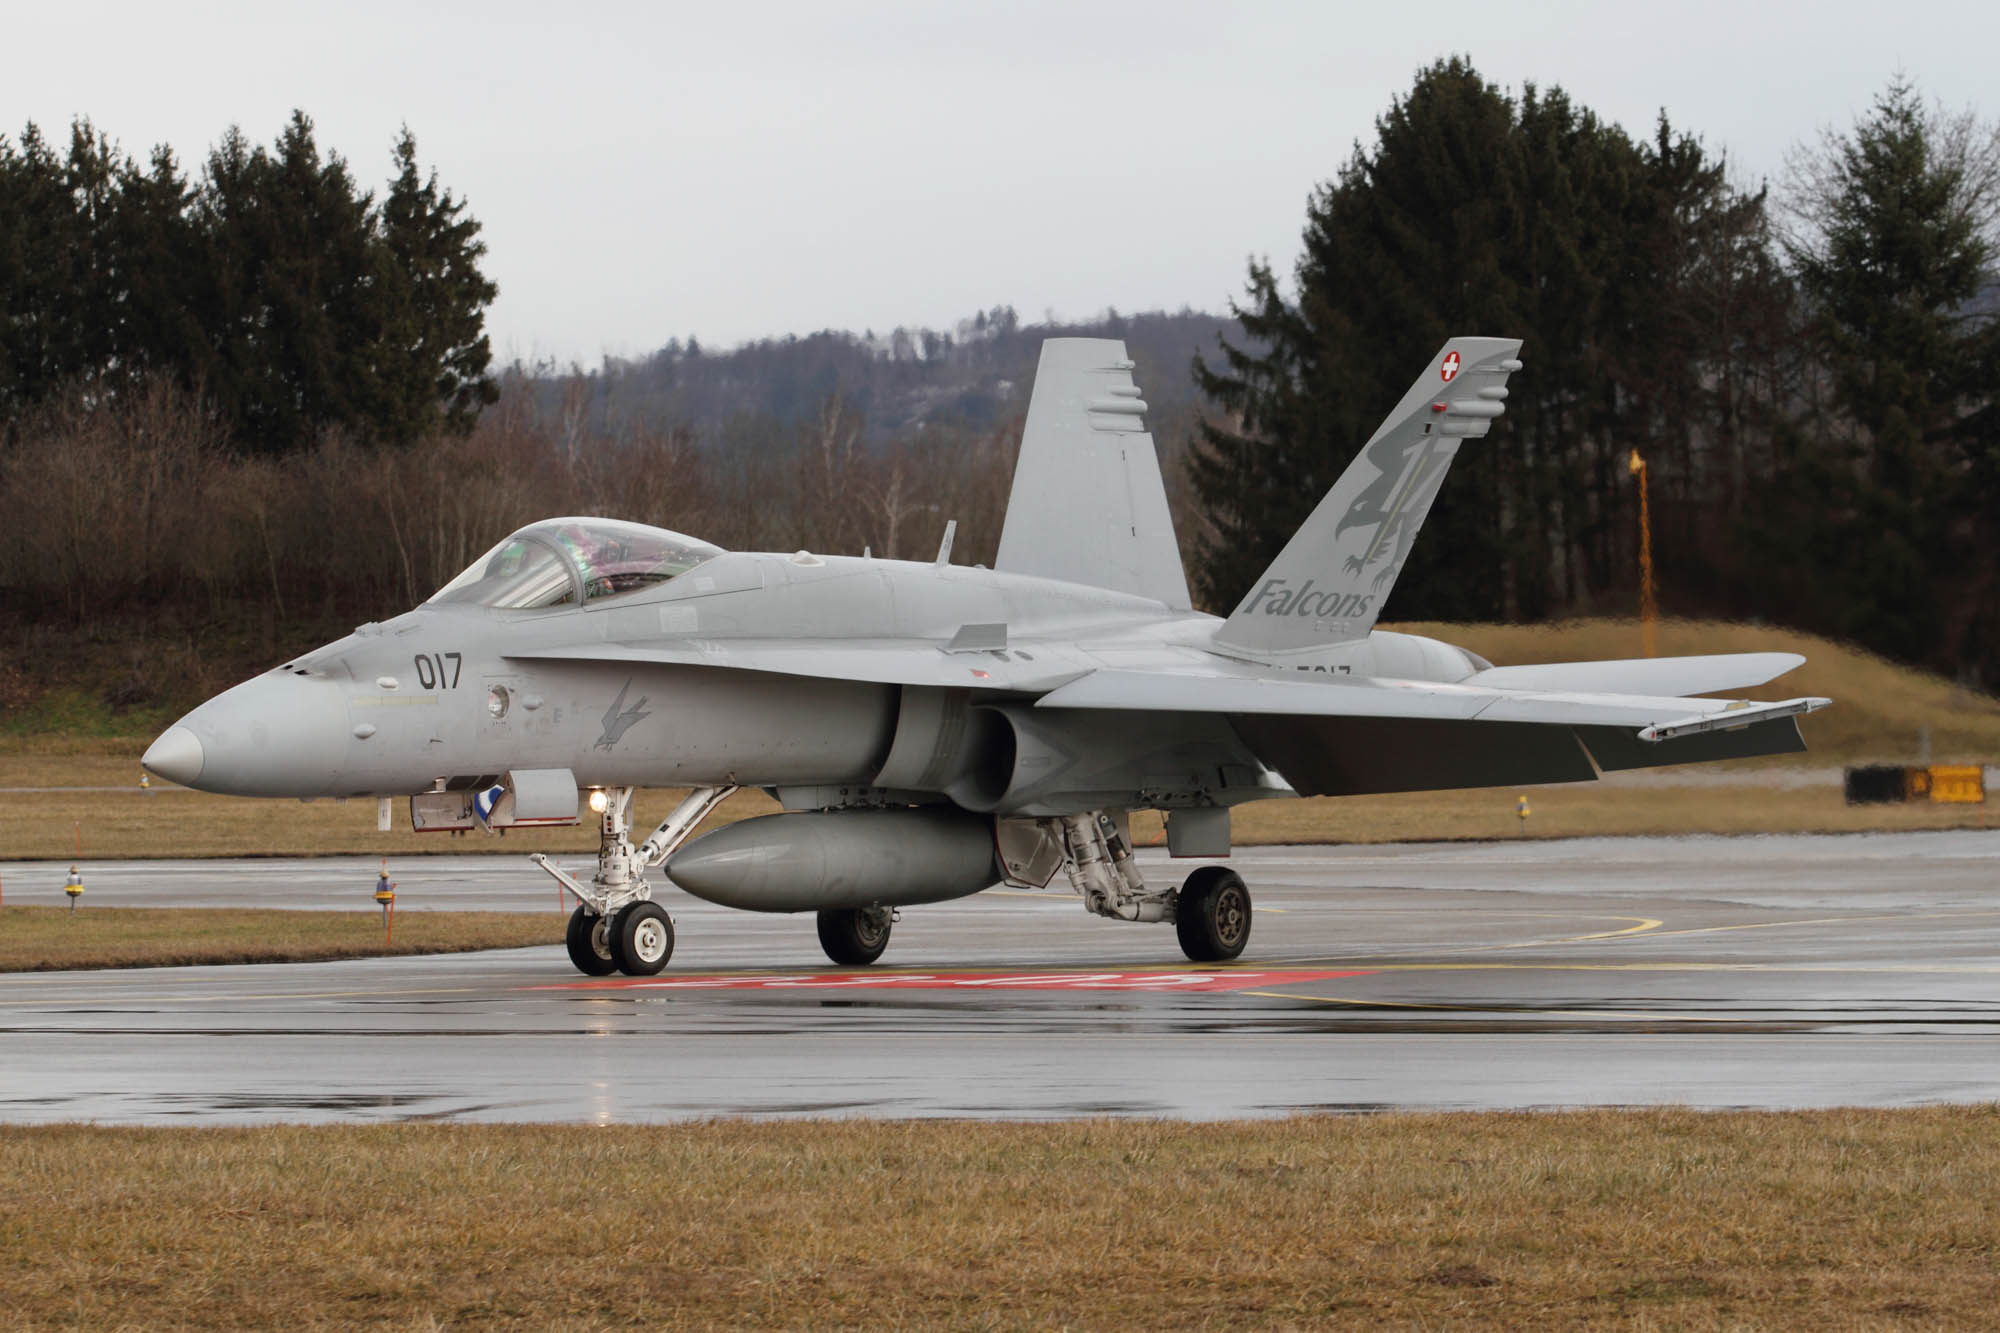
left=0, top=905, right=558, bottom=971
left=1, top=1109, right=1994, bottom=1329
left=1, top=753, right=1989, bottom=861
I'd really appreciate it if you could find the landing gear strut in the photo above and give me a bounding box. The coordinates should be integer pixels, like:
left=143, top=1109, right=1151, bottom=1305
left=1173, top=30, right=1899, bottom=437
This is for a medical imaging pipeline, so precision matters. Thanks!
left=996, top=810, right=1253, bottom=963
left=534, top=784, right=735, bottom=976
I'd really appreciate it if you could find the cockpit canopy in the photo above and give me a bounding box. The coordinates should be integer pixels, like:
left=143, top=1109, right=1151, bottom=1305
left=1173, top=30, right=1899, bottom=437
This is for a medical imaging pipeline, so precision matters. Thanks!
left=428, top=518, right=723, bottom=610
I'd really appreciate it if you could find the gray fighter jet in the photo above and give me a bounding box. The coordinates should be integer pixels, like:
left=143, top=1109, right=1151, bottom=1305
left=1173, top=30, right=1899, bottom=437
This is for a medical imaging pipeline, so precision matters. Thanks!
left=143, top=337, right=1829, bottom=976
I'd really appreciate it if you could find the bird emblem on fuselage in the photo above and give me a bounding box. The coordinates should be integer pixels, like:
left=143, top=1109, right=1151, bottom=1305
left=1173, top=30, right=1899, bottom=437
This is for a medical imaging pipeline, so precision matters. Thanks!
left=594, top=679, right=652, bottom=751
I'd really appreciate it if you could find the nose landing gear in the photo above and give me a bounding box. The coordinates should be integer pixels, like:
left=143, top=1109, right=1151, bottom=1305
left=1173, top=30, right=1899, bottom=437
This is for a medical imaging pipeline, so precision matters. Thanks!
left=535, top=784, right=734, bottom=976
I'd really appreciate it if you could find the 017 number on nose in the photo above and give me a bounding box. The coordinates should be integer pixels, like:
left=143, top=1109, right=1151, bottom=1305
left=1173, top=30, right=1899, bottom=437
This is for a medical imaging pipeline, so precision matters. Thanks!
left=413, top=653, right=462, bottom=690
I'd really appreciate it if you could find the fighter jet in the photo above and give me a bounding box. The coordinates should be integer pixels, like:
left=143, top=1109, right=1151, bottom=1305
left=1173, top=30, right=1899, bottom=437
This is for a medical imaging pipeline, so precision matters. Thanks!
left=142, top=337, right=1828, bottom=977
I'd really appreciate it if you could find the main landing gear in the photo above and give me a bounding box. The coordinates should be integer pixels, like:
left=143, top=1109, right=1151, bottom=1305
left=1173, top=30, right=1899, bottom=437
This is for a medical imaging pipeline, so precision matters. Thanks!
left=998, top=811, right=1253, bottom=963
left=536, top=784, right=735, bottom=977
left=1174, top=865, right=1252, bottom=962
left=816, top=906, right=894, bottom=965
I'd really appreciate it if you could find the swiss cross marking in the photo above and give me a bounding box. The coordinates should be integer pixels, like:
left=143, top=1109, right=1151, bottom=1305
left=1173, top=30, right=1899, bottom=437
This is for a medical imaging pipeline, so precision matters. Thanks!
left=1440, top=351, right=1461, bottom=382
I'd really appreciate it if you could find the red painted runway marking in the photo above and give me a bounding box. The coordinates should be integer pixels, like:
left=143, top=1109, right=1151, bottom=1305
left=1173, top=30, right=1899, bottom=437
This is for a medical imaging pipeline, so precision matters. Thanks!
left=525, top=969, right=1374, bottom=994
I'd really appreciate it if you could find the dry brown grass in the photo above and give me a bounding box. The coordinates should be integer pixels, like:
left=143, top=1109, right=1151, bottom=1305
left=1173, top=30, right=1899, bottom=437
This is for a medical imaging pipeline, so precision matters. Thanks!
left=0, top=758, right=784, bottom=859
left=0, top=905, right=555, bottom=971
left=3, top=756, right=1989, bottom=861
left=0, top=1109, right=1995, bottom=1329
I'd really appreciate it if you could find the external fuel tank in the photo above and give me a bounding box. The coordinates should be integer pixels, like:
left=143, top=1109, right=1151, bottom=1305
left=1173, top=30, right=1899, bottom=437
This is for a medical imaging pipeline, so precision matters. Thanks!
left=665, top=808, right=999, bottom=912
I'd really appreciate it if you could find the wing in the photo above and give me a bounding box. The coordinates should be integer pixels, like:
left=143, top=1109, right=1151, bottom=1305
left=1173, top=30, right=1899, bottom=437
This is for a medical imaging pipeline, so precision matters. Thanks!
left=505, top=639, right=1090, bottom=693
left=1035, top=667, right=1824, bottom=730
left=1034, top=667, right=1829, bottom=795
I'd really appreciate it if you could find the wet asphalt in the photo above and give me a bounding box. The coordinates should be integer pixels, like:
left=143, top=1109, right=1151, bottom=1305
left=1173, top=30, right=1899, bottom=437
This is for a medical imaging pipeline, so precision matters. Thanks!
left=1, top=832, right=1996, bottom=1123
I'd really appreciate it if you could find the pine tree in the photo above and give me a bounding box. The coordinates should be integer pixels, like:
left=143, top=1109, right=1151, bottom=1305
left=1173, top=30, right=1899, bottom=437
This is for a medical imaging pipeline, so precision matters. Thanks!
left=0, top=121, right=123, bottom=417
left=1190, top=59, right=1673, bottom=620
left=1782, top=77, right=2000, bottom=679
left=196, top=112, right=379, bottom=454
left=367, top=128, right=499, bottom=444
left=97, top=145, right=211, bottom=393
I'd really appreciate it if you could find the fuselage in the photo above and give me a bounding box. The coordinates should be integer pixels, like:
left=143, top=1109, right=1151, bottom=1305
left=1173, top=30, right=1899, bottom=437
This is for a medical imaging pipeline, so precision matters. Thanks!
left=144, top=540, right=1486, bottom=806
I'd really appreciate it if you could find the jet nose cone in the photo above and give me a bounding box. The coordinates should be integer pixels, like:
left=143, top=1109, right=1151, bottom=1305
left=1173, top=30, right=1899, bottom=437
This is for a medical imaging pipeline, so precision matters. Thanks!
left=141, top=725, right=205, bottom=786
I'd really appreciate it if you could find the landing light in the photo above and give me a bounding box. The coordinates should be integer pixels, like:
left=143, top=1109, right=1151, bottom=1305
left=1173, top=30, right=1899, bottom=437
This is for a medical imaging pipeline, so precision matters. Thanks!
left=588, top=789, right=609, bottom=814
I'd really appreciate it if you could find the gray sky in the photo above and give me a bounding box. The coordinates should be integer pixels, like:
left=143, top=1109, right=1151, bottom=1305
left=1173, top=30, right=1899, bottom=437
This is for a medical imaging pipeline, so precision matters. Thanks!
left=10, top=1, right=1997, bottom=364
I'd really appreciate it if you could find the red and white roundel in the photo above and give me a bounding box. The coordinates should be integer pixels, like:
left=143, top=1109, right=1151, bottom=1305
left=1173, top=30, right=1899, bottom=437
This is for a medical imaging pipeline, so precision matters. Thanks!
left=1440, top=351, right=1461, bottom=382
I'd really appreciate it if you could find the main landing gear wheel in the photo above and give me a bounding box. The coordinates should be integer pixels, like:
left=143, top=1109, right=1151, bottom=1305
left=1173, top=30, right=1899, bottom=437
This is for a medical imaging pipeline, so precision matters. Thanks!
left=817, top=906, right=892, bottom=966
left=565, top=905, right=618, bottom=976
left=1176, top=866, right=1251, bottom=963
left=611, top=902, right=675, bottom=976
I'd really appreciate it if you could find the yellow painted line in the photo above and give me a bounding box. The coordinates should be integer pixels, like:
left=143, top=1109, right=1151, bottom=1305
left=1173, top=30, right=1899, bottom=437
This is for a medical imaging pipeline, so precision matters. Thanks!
left=1240, top=989, right=1734, bottom=1022
left=1495, top=915, right=1663, bottom=948
left=1607, top=907, right=2000, bottom=942
left=1258, top=913, right=1667, bottom=966
left=1263, top=906, right=2000, bottom=968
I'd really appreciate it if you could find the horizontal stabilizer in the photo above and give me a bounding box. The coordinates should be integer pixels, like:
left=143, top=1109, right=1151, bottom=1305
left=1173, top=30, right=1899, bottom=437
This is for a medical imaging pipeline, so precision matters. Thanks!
left=1467, top=652, right=1804, bottom=697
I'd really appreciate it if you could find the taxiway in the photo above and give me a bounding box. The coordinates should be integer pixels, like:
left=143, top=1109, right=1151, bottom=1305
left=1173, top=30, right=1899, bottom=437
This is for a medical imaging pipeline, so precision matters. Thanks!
left=1, top=832, right=1996, bottom=1122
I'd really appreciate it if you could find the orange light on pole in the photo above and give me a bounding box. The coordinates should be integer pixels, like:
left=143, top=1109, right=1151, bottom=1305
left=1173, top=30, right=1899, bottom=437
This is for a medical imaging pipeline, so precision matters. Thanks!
left=1628, top=449, right=1657, bottom=659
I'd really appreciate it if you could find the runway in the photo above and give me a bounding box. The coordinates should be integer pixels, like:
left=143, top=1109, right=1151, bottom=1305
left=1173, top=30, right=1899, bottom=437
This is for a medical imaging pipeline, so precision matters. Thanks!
left=1, top=832, right=1997, bottom=1123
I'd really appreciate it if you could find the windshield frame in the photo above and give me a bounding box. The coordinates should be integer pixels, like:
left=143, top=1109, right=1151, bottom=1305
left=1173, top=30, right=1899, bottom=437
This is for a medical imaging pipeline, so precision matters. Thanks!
left=425, top=518, right=723, bottom=612
left=426, top=533, right=582, bottom=611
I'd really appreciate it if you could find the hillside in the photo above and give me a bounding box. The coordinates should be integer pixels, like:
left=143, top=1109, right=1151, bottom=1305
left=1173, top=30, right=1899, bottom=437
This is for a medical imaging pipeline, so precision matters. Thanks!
left=1387, top=618, right=2000, bottom=766
left=551, top=306, right=1244, bottom=445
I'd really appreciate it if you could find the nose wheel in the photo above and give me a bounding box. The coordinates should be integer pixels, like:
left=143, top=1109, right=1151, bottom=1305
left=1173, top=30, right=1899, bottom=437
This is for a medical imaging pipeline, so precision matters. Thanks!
left=564, top=905, right=619, bottom=976
left=610, top=902, right=675, bottom=975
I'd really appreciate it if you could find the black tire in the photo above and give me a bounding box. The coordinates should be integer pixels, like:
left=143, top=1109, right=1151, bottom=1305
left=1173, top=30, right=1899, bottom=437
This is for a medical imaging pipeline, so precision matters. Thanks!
left=816, top=907, right=892, bottom=966
left=565, top=905, right=619, bottom=976
left=1175, top=866, right=1251, bottom=962
left=610, top=901, right=675, bottom=976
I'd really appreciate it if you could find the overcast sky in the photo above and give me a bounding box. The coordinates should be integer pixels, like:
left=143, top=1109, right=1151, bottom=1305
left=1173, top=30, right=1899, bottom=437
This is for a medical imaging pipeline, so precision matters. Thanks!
left=9, top=1, right=1997, bottom=364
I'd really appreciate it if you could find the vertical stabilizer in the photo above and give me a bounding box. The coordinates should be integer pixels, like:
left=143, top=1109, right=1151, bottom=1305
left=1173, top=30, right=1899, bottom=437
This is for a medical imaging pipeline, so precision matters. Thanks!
left=995, top=339, right=1191, bottom=610
left=1215, top=337, right=1523, bottom=657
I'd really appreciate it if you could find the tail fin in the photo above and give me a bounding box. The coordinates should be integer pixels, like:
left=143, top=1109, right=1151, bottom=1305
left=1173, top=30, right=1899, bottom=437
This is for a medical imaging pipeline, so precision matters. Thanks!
left=995, top=338, right=1192, bottom=610
left=1214, top=337, right=1523, bottom=656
